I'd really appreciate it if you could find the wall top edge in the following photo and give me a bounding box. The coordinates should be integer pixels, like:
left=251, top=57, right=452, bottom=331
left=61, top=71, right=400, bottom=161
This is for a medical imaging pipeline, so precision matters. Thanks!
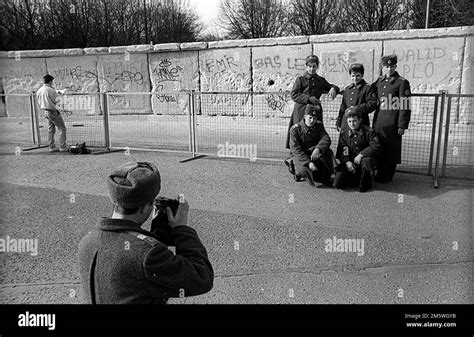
left=1, top=26, right=472, bottom=58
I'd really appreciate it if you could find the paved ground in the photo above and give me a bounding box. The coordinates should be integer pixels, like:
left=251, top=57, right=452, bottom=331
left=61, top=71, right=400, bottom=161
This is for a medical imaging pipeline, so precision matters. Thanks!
left=0, top=145, right=472, bottom=304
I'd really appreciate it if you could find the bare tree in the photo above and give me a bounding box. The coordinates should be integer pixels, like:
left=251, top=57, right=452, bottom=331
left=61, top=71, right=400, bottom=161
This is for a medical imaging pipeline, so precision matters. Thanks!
left=338, top=0, right=411, bottom=32
left=148, top=0, right=203, bottom=44
left=218, top=0, right=289, bottom=39
left=408, top=0, right=474, bottom=29
left=0, top=0, right=203, bottom=50
left=288, top=0, right=338, bottom=35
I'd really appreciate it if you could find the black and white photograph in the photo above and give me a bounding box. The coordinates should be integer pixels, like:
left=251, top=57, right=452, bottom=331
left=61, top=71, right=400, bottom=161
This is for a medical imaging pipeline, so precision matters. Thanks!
left=0, top=0, right=473, bottom=336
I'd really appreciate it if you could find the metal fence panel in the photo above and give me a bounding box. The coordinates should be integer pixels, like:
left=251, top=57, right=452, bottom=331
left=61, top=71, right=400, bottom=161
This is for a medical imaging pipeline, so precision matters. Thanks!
left=36, top=93, right=106, bottom=148
left=441, top=95, right=474, bottom=180
left=398, top=94, right=439, bottom=175
left=1, top=90, right=470, bottom=182
left=192, top=92, right=441, bottom=177
left=0, top=94, right=36, bottom=148
left=194, top=92, right=286, bottom=160
left=106, top=92, right=191, bottom=152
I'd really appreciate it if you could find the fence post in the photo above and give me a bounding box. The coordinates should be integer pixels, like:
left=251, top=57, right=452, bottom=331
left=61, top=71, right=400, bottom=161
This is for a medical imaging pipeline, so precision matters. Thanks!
left=441, top=95, right=452, bottom=177
left=32, top=91, right=42, bottom=146
left=102, top=92, right=110, bottom=149
left=427, top=94, right=439, bottom=176
left=187, top=90, right=194, bottom=154
left=29, top=93, right=37, bottom=145
left=191, top=90, right=197, bottom=155
left=433, top=90, right=448, bottom=188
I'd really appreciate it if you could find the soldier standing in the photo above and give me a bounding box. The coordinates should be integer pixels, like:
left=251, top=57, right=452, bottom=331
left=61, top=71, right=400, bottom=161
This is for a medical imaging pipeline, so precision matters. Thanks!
left=372, top=55, right=411, bottom=183
left=336, top=63, right=377, bottom=133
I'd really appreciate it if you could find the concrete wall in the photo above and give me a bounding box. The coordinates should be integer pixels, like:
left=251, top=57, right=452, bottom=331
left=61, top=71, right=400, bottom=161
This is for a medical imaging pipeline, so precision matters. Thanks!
left=0, top=26, right=472, bottom=121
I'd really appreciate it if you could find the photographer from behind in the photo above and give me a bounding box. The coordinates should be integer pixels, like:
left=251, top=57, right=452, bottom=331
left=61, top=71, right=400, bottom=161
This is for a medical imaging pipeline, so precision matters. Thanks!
left=78, top=161, right=214, bottom=304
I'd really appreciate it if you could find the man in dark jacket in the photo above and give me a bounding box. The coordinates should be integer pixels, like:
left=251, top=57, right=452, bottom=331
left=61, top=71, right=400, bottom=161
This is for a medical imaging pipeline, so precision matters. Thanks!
left=372, top=54, right=411, bottom=183
left=287, top=104, right=335, bottom=187
left=285, top=54, right=339, bottom=149
left=336, top=63, right=377, bottom=133
left=78, top=161, right=214, bottom=304
left=334, top=107, right=381, bottom=192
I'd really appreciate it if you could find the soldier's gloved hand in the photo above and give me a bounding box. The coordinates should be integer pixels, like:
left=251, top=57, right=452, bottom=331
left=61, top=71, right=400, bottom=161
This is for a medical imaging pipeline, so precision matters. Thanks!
left=398, top=128, right=405, bottom=136
left=308, top=96, right=320, bottom=105
left=311, top=148, right=321, bottom=161
left=345, top=161, right=355, bottom=173
left=166, top=194, right=189, bottom=228
left=354, top=154, right=363, bottom=165
left=329, top=87, right=337, bottom=100
left=308, top=162, right=317, bottom=171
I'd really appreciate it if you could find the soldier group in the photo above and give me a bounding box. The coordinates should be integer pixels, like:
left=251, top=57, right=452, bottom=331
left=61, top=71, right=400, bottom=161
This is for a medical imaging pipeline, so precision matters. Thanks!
left=285, top=54, right=411, bottom=192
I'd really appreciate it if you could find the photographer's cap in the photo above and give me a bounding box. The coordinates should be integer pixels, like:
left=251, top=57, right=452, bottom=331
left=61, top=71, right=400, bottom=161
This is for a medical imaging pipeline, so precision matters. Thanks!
left=107, top=162, right=161, bottom=208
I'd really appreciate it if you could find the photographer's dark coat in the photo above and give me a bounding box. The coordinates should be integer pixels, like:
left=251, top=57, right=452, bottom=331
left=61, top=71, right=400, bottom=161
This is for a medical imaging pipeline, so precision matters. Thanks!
left=286, top=72, right=339, bottom=149
left=372, top=72, right=411, bottom=164
left=78, top=218, right=214, bottom=304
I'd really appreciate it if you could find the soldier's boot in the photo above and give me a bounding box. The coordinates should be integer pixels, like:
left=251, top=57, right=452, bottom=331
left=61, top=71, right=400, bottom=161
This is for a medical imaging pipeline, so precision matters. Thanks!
left=284, top=158, right=295, bottom=175
left=359, top=169, right=373, bottom=192
left=332, top=171, right=344, bottom=189
left=301, top=167, right=316, bottom=187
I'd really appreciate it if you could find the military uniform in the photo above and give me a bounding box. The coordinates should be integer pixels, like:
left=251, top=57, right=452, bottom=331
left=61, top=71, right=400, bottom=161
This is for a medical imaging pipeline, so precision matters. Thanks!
left=78, top=218, right=214, bottom=304
left=285, top=57, right=339, bottom=149
left=372, top=55, right=411, bottom=182
left=335, top=124, right=380, bottom=191
left=336, top=79, right=377, bottom=133
left=289, top=119, right=334, bottom=186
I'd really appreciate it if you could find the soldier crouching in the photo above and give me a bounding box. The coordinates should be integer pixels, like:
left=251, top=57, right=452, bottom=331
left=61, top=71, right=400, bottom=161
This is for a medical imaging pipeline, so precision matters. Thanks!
left=78, top=161, right=214, bottom=304
left=334, top=107, right=380, bottom=192
left=285, top=104, right=335, bottom=187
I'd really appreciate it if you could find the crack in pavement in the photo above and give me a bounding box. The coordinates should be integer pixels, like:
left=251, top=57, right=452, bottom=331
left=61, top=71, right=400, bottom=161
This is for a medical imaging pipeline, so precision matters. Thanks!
left=1, top=262, right=472, bottom=289
left=214, top=260, right=474, bottom=279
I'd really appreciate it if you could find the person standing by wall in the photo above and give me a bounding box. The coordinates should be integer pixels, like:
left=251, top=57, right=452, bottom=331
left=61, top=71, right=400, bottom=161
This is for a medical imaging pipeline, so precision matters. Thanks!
left=336, top=63, right=377, bottom=133
left=36, top=74, right=68, bottom=152
left=285, top=55, right=339, bottom=150
left=372, top=55, right=411, bottom=183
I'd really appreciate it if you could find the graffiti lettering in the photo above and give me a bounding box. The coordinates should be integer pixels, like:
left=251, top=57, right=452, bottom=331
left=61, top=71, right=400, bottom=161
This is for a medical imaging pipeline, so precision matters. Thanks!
left=401, top=62, right=435, bottom=79
left=207, top=94, right=250, bottom=106
left=397, top=47, right=446, bottom=62
left=53, top=66, right=143, bottom=86
left=287, top=58, right=306, bottom=70
left=152, top=59, right=183, bottom=83
left=205, top=55, right=238, bottom=73
left=265, top=90, right=291, bottom=113
left=253, top=56, right=281, bottom=69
